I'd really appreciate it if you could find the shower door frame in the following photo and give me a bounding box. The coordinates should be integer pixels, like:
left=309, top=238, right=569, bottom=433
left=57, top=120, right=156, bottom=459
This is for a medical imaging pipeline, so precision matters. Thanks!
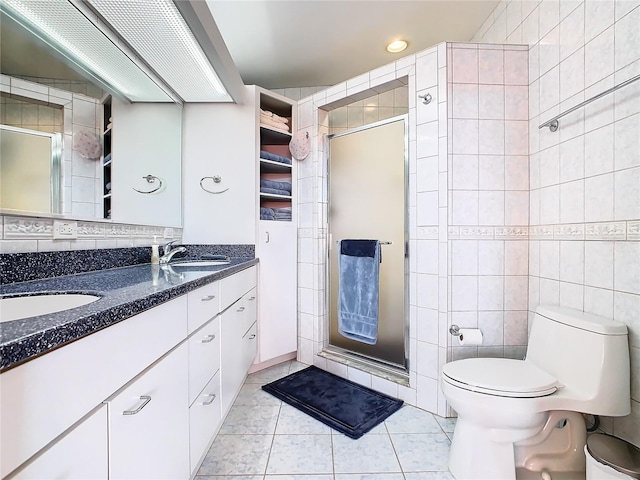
left=323, top=114, right=410, bottom=377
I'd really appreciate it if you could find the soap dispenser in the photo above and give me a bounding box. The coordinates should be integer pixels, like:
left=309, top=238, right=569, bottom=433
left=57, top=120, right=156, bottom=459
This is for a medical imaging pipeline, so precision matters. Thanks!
left=151, top=237, right=160, bottom=265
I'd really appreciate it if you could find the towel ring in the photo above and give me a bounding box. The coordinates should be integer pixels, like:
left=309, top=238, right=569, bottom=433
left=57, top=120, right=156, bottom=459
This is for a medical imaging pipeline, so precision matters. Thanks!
left=132, top=175, right=162, bottom=194
left=200, top=175, right=229, bottom=194
left=418, top=93, right=432, bottom=105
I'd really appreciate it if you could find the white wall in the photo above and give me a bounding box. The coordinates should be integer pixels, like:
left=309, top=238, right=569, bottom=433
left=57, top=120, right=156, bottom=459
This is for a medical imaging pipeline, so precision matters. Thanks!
left=473, top=0, right=640, bottom=446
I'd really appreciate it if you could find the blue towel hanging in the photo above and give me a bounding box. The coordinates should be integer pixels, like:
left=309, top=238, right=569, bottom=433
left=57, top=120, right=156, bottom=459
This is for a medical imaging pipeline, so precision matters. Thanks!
left=338, top=239, right=380, bottom=345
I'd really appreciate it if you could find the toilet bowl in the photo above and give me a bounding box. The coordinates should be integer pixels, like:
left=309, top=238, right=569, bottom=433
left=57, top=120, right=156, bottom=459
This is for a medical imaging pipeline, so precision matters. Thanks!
left=441, top=305, right=630, bottom=480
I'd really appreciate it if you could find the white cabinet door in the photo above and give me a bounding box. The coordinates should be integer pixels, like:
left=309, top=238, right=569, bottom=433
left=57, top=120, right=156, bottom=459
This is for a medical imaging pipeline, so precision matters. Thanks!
left=219, top=304, right=244, bottom=417
left=108, top=343, right=189, bottom=480
left=14, top=405, right=108, bottom=480
left=257, top=222, right=297, bottom=362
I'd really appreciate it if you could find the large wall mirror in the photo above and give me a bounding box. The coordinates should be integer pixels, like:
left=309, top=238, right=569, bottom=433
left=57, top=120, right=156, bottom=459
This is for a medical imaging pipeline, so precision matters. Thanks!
left=0, top=2, right=183, bottom=227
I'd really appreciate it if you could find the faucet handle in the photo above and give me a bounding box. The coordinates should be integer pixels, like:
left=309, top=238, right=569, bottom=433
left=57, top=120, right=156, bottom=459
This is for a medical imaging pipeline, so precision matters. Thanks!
left=163, top=239, right=178, bottom=254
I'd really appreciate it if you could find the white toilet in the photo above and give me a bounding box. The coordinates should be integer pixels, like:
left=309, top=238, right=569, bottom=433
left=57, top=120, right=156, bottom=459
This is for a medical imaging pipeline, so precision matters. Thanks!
left=441, top=305, right=630, bottom=480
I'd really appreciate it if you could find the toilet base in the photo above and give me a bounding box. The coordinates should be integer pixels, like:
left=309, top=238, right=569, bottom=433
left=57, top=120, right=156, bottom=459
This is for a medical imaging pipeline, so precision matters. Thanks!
left=515, top=411, right=586, bottom=473
left=449, top=417, right=545, bottom=480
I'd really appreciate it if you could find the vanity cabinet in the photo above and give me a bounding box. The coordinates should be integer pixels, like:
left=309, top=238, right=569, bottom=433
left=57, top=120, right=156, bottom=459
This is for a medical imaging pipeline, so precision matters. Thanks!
left=0, top=266, right=257, bottom=480
left=0, top=296, right=186, bottom=478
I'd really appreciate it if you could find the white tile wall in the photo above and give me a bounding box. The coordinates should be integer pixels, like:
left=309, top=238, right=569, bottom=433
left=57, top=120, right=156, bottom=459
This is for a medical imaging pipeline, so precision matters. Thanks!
left=474, top=0, right=640, bottom=447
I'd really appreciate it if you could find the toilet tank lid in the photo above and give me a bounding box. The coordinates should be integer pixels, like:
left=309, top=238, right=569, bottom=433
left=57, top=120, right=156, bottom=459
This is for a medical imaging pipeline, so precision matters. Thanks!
left=536, top=305, right=628, bottom=335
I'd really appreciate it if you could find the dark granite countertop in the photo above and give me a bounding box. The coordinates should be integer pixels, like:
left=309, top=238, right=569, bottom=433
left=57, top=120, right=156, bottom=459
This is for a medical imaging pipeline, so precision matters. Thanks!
left=0, top=258, right=259, bottom=372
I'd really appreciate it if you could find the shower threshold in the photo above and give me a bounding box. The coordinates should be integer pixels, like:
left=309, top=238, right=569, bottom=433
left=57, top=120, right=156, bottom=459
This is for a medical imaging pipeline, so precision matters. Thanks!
left=319, top=346, right=410, bottom=387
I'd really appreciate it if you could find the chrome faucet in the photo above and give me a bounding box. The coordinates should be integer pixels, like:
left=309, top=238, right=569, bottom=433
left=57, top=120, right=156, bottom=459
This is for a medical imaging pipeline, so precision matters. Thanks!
left=159, top=240, right=186, bottom=265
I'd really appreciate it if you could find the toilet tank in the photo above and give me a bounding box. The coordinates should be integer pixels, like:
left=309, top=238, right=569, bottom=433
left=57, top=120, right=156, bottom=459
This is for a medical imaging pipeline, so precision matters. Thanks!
left=526, top=305, right=630, bottom=416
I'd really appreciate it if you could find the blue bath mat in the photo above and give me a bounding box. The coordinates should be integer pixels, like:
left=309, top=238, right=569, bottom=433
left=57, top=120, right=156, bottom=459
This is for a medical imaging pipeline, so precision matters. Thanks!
left=262, top=365, right=403, bottom=439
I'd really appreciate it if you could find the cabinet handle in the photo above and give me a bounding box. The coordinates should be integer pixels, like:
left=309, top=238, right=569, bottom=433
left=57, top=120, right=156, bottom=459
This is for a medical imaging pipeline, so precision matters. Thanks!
left=248, top=296, right=256, bottom=301
left=249, top=334, right=256, bottom=340
left=201, top=295, right=216, bottom=301
left=201, top=393, right=216, bottom=406
left=237, top=306, right=245, bottom=312
left=123, top=395, right=151, bottom=415
left=201, top=334, right=216, bottom=343
left=265, top=231, right=270, bottom=243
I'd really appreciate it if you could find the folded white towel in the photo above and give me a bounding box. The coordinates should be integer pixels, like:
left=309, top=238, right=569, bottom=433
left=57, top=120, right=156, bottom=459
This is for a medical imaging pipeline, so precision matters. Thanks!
left=260, top=116, right=290, bottom=133
left=260, top=109, right=289, bottom=124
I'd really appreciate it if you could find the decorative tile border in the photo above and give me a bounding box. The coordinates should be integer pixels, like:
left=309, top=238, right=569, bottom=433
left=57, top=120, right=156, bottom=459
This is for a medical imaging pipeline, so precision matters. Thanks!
left=445, top=222, right=640, bottom=241
left=495, top=227, right=529, bottom=239
left=0, top=214, right=183, bottom=252
left=553, top=224, right=585, bottom=240
left=417, top=226, right=439, bottom=239
left=585, top=222, right=627, bottom=241
left=4, top=217, right=53, bottom=238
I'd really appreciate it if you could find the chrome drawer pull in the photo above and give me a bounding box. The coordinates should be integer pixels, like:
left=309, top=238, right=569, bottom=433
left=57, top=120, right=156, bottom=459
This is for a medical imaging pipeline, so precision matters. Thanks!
left=249, top=334, right=256, bottom=339
left=123, top=395, right=151, bottom=415
left=237, top=306, right=245, bottom=312
left=248, top=296, right=256, bottom=301
left=201, top=334, right=216, bottom=343
left=201, top=393, right=216, bottom=406
left=201, top=295, right=216, bottom=301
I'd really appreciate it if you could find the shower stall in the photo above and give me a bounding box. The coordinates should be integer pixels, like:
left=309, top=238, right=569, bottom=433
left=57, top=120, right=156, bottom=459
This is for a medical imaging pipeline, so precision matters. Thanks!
left=326, top=115, right=409, bottom=372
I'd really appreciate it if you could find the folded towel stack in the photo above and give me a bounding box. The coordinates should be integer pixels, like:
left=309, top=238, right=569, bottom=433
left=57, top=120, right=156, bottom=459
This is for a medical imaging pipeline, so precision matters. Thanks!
left=260, top=108, right=290, bottom=133
left=260, top=150, right=292, bottom=165
left=261, top=187, right=290, bottom=196
left=260, top=207, right=292, bottom=221
left=260, top=178, right=291, bottom=194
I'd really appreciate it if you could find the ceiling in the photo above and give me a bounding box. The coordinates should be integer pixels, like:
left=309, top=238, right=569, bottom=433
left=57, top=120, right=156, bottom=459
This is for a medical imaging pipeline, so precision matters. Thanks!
left=207, top=0, right=500, bottom=89
left=0, top=1, right=500, bottom=97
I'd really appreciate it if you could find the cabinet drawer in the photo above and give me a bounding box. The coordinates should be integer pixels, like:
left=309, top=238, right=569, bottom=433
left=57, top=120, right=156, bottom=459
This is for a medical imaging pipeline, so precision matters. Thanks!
left=188, top=318, right=221, bottom=406
left=0, top=296, right=187, bottom=478
left=220, top=266, right=256, bottom=311
left=242, top=322, right=258, bottom=373
left=187, top=281, right=220, bottom=333
left=108, top=343, right=189, bottom=480
left=13, top=405, right=108, bottom=480
left=189, top=371, right=221, bottom=476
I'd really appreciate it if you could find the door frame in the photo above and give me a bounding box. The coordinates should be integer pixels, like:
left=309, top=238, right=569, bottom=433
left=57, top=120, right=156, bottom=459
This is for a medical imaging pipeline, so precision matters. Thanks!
left=323, top=114, right=410, bottom=376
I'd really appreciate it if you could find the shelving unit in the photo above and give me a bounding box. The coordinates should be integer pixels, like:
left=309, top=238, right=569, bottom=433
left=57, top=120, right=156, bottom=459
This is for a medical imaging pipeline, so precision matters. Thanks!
left=101, top=95, right=112, bottom=219
left=258, top=93, right=293, bottom=222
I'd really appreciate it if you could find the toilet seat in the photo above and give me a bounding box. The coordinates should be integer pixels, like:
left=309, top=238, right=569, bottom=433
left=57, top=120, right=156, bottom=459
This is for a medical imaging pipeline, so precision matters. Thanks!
left=442, top=358, right=560, bottom=398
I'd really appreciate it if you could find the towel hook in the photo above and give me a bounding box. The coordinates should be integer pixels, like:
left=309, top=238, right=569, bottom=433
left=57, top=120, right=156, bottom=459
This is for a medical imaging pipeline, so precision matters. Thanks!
left=418, top=93, right=432, bottom=105
left=200, top=175, right=229, bottom=194
left=132, top=175, right=162, bottom=194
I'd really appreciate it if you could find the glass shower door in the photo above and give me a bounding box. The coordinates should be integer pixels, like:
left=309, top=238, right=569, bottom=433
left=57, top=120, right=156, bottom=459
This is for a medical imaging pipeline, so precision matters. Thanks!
left=328, top=116, right=407, bottom=368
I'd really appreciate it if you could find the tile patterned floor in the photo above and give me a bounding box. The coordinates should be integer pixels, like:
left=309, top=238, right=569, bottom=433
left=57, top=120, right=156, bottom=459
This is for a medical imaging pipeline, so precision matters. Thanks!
left=196, top=360, right=456, bottom=480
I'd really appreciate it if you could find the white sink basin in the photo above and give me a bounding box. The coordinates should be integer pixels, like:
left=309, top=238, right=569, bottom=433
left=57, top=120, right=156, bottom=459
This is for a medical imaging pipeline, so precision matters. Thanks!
left=170, top=260, right=230, bottom=267
left=0, top=293, right=101, bottom=323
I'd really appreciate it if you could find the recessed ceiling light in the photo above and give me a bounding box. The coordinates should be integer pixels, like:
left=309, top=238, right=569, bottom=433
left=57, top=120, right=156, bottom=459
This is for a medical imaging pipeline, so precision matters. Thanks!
left=386, top=40, right=408, bottom=53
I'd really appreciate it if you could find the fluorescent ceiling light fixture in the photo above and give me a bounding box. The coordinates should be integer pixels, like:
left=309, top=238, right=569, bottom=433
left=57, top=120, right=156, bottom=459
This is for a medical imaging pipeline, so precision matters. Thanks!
left=0, top=0, right=174, bottom=102
left=386, top=40, right=408, bottom=53
left=87, top=0, right=232, bottom=102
